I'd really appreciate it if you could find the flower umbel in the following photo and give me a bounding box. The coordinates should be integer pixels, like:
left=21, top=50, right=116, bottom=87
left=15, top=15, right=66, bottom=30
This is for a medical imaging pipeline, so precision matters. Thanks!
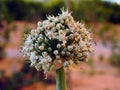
left=21, top=9, right=93, bottom=74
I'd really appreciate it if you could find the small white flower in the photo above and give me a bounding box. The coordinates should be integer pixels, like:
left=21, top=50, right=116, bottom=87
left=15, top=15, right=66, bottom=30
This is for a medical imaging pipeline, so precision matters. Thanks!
left=37, top=21, right=42, bottom=27
left=59, top=35, right=66, bottom=41
left=66, top=51, right=70, bottom=56
left=54, top=50, right=59, bottom=55
left=31, top=29, right=35, bottom=35
left=59, top=30, right=64, bottom=34
left=47, top=56, right=52, bottom=62
left=50, top=22, right=55, bottom=27
left=60, top=13, right=66, bottom=20
left=63, top=61, right=69, bottom=67
left=79, top=41, right=85, bottom=48
left=47, top=31, right=54, bottom=39
left=67, top=45, right=73, bottom=51
left=42, top=52, right=48, bottom=56
left=30, top=61, right=36, bottom=67
left=30, top=51, right=36, bottom=61
left=45, top=38, right=48, bottom=43
left=25, top=38, right=33, bottom=46
left=43, top=20, right=48, bottom=26
left=61, top=51, right=65, bottom=55
left=35, top=29, right=40, bottom=34
left=36, top=56, right=38, bottom=59
left=39, top=45, right=44, bottom=51
left=66, top=29, right=70, bottom=33
left=89, top=47, right=94, bottom=52
left=52, top=27, right=56, bottom=32
left=62, top=25, right=65, bottom=29
left=57, top=44, right=61, bottom=49
left=35, top=62, right=41, bottom=71
left=26, top=53, right=30, bottom=57
left=69, top=34, right=74, bottom=39
left=47, top=16, right=54, bottom=21
left=77, top=53, right=82, bottom=57
left=38, top=36, right=43, bottom=42
left=56, top=24, right=61, bottom=30
left=83, top=52, right=89, bottom=57
left=60, top=19, right=64, bottom=24
left=48, top=47, right=52, bottom=51
left=54, top=17, right=59, bottom=23
left=82, top=46, right=88, bottom=51
left=69, top=60, right=73, bottom=65
left=62, top=40, right=67, bottom=46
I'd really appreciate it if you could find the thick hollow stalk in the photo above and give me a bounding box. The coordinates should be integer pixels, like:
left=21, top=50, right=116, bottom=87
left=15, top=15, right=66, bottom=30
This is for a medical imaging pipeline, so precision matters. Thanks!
left=56, top=67, right=67, bottom=90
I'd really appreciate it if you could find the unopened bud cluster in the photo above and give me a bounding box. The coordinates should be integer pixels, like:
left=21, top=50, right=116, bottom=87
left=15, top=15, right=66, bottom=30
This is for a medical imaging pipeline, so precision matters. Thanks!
left=21, top=9, right=93, bottom=73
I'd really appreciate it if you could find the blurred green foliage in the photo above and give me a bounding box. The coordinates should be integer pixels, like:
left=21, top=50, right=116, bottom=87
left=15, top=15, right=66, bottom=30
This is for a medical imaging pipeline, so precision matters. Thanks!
left=109, top=38, right=120, bottom=68
left=0, top=0, right=64, bottom=22
left=0, top=63, right=44, bottom=90
left=0, top=0, right=120, bottom=23
left=0, top=62, right=55, bottom=89
left=71, top=0, right=120, bottom=23
left=109, top=53, right=120, bottom=68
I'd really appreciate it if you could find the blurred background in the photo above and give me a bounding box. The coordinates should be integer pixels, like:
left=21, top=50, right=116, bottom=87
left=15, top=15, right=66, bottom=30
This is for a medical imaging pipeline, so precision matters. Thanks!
left=0, top=0, right=120, bottom=90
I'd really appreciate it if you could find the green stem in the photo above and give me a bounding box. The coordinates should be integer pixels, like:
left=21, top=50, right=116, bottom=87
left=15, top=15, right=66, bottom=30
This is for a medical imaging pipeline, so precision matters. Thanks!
left=56, top=67, right=67, bottom=90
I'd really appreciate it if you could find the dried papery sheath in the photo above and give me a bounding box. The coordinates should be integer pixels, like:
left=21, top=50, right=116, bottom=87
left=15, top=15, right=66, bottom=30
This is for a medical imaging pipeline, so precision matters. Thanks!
left=21, top=9, right=93, bottom=74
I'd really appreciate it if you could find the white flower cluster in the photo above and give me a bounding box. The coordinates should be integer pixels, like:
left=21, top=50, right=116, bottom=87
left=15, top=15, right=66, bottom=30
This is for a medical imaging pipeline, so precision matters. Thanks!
left=21, top=9, right=93, bottom=74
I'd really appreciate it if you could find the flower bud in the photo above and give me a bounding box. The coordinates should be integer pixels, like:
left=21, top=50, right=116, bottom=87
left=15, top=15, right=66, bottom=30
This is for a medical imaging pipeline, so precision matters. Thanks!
left=57, top=44, right=61, bottom=49
left=67, top=46, right=73, bottom=51
left=39, top=45, right=44, bottom=51
left=54, top=50, right=59, bottom=55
